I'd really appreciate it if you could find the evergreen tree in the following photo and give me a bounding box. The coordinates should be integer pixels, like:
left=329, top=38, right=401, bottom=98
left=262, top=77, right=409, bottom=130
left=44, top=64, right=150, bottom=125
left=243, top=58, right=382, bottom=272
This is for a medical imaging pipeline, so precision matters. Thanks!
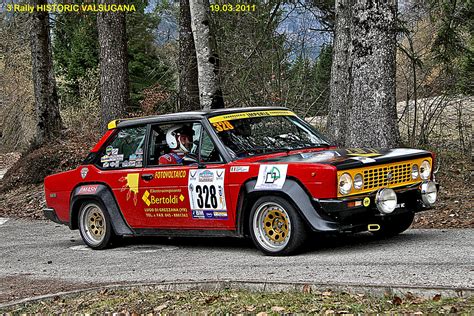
left=53, top=11, right=99, bottom=89
left=52, top=0, right=174, bottom=111
left=313, top=44, right=332, bottom=115
left=127, top=0, right=174, bottom=108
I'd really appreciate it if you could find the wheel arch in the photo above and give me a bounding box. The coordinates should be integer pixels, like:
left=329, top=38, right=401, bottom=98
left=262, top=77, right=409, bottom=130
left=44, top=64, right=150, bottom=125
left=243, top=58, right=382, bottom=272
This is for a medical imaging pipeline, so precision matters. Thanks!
left=235, top=178, right=339, bottom=236
left=69, top=183, right=133, bottom=236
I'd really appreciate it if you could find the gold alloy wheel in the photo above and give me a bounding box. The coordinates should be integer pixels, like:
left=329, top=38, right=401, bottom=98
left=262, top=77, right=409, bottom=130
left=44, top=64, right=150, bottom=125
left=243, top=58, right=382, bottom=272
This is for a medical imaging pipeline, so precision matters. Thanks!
left=80, top=203, right=107, bottom=246
left=253, top=202, right=291, bottom=252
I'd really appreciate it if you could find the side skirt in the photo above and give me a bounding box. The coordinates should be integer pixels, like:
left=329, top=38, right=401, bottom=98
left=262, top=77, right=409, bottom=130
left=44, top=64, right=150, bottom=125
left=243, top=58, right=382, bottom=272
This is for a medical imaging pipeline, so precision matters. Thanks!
left=132, top=228, right=242, bottom=238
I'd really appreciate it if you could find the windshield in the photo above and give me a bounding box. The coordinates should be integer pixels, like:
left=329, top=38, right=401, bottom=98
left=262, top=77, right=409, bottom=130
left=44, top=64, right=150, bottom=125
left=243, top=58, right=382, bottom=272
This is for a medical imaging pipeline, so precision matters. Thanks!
left=209, top=111, right=331, bottom=158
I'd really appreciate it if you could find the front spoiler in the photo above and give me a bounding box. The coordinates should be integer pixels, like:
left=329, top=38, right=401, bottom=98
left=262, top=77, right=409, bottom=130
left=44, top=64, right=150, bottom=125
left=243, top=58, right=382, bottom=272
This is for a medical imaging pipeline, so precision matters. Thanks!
left=313, top=183, right=439, bottom=232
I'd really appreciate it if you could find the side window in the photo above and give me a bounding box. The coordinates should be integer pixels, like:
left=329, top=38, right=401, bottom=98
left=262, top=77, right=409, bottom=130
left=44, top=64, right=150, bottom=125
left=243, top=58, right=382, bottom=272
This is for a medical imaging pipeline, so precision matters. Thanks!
left=100, top=126, right=146, bottom=169
left=148, top=122, right=223, bottom=166
left=199, top=128, right=223, bottom=163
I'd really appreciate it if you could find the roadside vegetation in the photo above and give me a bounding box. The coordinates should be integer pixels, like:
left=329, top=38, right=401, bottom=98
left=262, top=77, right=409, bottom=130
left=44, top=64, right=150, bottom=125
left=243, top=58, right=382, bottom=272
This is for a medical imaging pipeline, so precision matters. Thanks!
left=1, top=288, right=473, bottom=314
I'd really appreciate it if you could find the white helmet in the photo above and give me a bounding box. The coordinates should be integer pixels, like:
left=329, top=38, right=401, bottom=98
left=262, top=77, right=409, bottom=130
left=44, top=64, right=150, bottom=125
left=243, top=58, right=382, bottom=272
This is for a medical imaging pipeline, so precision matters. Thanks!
left=166, top=125, right=191, bottom=153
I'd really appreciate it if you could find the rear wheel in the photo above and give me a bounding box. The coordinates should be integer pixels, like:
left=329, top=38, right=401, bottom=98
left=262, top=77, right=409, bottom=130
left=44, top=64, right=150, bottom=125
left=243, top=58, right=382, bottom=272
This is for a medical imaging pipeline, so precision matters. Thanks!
left=371, top=211, right=415, bottom=238
left=78, top=201, right=115, bottom=249
left=249, top=196, right=308, bottom=256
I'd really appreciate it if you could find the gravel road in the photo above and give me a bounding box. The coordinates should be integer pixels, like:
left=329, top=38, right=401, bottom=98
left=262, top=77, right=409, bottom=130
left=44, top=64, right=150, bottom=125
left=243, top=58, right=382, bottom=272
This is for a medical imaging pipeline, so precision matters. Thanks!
left=0, top=218, right=472, bottom=302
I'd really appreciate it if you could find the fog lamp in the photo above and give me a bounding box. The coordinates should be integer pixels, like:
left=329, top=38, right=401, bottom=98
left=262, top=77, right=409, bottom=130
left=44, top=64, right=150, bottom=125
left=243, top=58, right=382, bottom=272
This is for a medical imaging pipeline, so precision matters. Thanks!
left=421, top=181, right=437, bottom=206
left=375, top=188, right=397, bottom=214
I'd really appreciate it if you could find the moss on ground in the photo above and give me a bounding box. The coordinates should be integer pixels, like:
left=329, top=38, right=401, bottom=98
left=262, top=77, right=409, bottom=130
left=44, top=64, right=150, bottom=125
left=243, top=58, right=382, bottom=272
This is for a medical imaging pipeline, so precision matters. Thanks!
left=1, top=287, right=472, bottom=314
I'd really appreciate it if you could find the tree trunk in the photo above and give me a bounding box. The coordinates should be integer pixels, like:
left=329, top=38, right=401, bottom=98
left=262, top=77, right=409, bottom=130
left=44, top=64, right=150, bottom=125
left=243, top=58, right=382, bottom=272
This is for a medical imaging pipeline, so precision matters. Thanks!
left=346, top=0, right=400, bottom=148
left=30, top=0, right=62, bottom=145
left=327, top=0, right=352, bottom=146
left=189, top=0, right=224, bottom=109
left=97, top=0, right=129, bottom=131
left=178, top=0, right=200, bottom=111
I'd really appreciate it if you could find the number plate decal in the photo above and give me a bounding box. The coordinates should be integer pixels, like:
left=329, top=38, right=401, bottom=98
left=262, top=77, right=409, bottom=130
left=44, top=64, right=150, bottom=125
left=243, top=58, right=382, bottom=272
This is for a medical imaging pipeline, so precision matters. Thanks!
left=188, top=169, right=227, bottom=219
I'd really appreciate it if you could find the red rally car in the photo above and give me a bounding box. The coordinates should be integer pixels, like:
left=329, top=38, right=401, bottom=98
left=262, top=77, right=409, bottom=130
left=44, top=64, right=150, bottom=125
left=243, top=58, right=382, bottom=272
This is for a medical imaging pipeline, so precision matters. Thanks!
left=44, top=107, right=439, bottom=255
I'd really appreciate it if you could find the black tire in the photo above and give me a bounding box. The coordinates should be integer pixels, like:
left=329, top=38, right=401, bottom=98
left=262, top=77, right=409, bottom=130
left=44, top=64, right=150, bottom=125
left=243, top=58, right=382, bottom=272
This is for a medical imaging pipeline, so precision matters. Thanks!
left=371, top=211, right=415, bottom=238
left=249, top=196, right=308, bottom=256
left=78, top=201, right=115, bottom=249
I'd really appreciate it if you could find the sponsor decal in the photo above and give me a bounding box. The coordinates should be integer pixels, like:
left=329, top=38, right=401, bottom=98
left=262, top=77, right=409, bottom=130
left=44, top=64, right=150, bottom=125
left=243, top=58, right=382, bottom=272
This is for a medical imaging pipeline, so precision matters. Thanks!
left=230, top=166, right=250, bottom=173
left=77, top=184, right=99, bottom=195
left=363, top=197, right=371, bottom=207
left=198, top=170, right=214, bottom=182
left=106, top=145, right=113, bottom=155
left=141, top=190, right=184, bottom=206
left=80, top=167, right=89, bottom=179
left=350, top=156, right=376, bottom=164
left=345, top=148, right=382, bottom=158
left=142, top=188, right=188, bottom=218
left=154, top=170, right=187, bottom=179
left=192, top=210, right=228, bottom=220
left=188, top=169, right=227, bottom=219
left=255, top=164, right=288, bottom=190
left=208, top=110, right=296, bottom=123
left=101, top=154, right=124, bottom=163
left=119, top=173, right=140, bottom=205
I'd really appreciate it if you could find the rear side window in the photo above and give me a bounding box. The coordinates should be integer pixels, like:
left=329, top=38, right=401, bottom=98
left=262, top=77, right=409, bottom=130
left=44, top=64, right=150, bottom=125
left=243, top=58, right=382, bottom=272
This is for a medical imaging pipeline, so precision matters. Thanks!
left=100, top=126, right=146, bottom=169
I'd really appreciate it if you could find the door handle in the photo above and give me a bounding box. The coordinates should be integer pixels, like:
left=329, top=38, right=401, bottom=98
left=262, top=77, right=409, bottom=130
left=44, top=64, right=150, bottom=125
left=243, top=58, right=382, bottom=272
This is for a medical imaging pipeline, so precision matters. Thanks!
left=141, top=174, right=153, bottom=181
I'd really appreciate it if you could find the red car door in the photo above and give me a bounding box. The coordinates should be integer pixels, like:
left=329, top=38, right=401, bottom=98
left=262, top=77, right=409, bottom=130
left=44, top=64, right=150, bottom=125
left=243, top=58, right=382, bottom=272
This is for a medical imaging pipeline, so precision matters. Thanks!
left=131, top=122, right=235, bottom=230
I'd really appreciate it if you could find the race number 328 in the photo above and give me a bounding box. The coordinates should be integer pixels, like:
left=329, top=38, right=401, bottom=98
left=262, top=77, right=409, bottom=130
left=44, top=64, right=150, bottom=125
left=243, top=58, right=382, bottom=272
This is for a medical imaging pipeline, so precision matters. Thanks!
left=195, top=184, right=218, bottom=209
left=188, top=169, right=227, bottom=212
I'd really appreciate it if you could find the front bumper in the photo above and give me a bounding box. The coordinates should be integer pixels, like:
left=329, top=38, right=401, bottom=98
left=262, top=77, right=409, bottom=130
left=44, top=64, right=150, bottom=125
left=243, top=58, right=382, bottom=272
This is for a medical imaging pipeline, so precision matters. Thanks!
left=43, top=208, right=64, bottom=224
left=314, top=182, right=439, bottom=232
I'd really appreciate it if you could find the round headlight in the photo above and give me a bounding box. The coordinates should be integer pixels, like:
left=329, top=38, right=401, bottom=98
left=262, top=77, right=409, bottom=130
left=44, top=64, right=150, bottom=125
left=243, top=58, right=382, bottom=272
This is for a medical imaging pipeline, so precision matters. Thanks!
left=339, top=173, right=353, bottom=195
left=354, top=173, right=363, bottom=190
left=420, top=160, right=431, bottom=180
left=375, top=188, right=397, bottom=214
left=411, top=164, right=419, bottom=179
left=421, top=181, right=437, bottom=206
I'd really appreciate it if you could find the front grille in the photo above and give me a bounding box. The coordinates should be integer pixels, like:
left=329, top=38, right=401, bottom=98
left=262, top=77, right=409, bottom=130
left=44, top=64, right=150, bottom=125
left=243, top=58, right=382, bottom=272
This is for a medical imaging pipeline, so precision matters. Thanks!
left=336, top=156, right=431, bottom=197
left=363, top=163, right=412, bottom=190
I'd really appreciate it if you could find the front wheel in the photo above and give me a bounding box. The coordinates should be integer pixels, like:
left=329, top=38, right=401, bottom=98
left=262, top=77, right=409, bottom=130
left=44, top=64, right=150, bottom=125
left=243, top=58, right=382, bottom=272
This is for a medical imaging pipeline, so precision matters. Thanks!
left=78, top=201, right=115, bottom=249
left=249, top=196, right=308, bottom=256
left=371, top=211, right=415, bottom=238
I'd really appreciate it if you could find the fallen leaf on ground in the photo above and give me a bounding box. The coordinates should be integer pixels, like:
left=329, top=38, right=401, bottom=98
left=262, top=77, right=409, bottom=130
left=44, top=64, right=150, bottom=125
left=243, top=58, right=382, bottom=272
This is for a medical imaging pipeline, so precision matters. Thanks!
left=303, top=284, right=311, bottom=293
left=153, top=304, right=168, bottom=312
left=392, top=296, right=403, bottom=305
left=245, top=305, right=256, bottom=312
left=271, top=306, right=285, bottom=312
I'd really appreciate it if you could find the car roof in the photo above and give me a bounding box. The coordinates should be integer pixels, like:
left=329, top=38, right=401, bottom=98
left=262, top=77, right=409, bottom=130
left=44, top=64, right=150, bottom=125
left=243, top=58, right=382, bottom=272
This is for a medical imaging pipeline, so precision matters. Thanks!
left=114, top=106, right=291, bottom=129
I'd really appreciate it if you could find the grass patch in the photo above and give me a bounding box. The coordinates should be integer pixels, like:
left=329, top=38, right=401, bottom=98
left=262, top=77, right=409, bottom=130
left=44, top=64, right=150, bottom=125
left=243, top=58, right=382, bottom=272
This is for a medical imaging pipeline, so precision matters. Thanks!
left=1, top=287, right=472, bottom=314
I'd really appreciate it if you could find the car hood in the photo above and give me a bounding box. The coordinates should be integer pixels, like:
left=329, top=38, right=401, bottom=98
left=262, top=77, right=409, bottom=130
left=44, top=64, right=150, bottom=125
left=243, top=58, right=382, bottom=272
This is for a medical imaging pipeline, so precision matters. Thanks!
left=262, top=148, right=432, bottom=170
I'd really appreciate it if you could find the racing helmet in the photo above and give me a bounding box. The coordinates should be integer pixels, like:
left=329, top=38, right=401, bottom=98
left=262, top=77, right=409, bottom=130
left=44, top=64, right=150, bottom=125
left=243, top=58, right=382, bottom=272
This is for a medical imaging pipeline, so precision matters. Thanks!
left=166, top=125, right=192, bottom=153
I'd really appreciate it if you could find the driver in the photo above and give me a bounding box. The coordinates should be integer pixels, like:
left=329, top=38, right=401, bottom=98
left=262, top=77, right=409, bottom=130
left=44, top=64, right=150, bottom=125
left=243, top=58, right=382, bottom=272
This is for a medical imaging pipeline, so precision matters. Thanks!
left=159, top=125, right=193, bottom=165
